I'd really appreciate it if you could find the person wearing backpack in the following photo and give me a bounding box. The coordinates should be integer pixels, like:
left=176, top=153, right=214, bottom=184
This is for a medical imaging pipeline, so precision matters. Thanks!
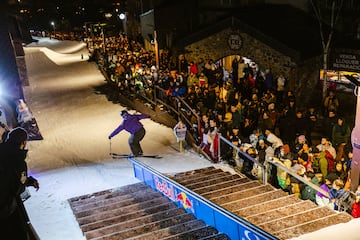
left=0, top=127, right=39, bottom=239
left=301, top=171, right=320, bottom=202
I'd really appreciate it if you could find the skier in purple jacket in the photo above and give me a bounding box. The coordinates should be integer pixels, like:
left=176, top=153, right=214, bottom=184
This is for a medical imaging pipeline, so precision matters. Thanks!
left=109, top=110, right=149, bottom=156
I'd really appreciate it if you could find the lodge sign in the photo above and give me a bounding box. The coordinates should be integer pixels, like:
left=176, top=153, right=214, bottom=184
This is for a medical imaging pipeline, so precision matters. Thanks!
left=228, top=33, right=242, bottom=50
left=330, top=53, right=360, bottom=72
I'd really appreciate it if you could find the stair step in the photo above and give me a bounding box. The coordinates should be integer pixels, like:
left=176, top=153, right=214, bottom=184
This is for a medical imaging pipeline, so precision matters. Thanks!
left=85, top=211, right=195, bottom=239
left=79, top=201, right=175, bottom=226
left=274, top=212, right=353, bottom=240
left=71, top=187, right=160, bottom=213
left=193, top=177, right=250, bottom=194
left=199, top=233, right=230, bottom=240
left=183, top=174, right=241, bottom=189
left=234, top=194, right=300, bottom=217
left=246, top=200, right=317, bottom=224
left=69, top=182, right=148, bottom=207
left=258, top=206, right=336, bottom=233
left=174, top=172, right=232, bottom=185
left=202, top=180, right=261, bottom=199
left=157, top=226, right=219, bottom=240
left=221, top=189, right=287, bottom=212
left=82, top=205, right=185, bottom=232
left=169, top=167, right=217, bottom=178
left=210, top=185, right=275, bottom=204
left=77, top=196, right=171, bottom=224
left=168, top=168, right=224, bottom=182
left=93, top=219, right=206, bottom=240
left=75, top=191, right=163, bottom=218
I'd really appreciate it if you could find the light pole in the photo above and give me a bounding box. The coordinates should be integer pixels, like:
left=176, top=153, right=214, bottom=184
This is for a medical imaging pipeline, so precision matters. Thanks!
left=51, top=21, right=55, bottom=38
left=153, top=30, right=159, bottom=71
left=118, top=13, right=127, bottom=37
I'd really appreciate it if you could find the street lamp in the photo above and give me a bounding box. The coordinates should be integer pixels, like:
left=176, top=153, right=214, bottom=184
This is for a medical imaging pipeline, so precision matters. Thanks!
left=50, top=21, right=55, bottom=38
left=118, top=13, right=127, bottom=37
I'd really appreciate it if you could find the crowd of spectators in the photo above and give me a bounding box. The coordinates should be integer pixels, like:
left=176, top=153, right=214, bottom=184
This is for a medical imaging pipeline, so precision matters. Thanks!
left=86, top=32, right=359, bottom=216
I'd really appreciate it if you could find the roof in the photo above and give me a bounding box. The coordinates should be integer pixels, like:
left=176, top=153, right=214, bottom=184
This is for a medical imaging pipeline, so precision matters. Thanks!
left=177, top=4, right=353, bottom=61
left=231, top=4, right=323, bottom=60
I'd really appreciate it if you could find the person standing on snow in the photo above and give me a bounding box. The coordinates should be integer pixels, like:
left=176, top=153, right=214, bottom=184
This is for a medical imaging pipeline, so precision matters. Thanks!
left=0, top=127, right=39, bottom=239
left=108, top=110, right=149, bottom=156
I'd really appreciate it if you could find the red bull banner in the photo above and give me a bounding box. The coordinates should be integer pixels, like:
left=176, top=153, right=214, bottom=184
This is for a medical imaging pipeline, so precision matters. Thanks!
left=154, top=175, right=194, bottom=213
left=130, top=159, right=278, bottom=240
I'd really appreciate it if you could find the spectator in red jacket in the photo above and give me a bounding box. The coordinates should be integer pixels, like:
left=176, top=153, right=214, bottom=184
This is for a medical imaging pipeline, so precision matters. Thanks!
left=352, top=185, right=360, bottom=218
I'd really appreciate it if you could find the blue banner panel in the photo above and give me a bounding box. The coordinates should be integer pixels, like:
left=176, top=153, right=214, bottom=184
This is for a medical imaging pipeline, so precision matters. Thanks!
left=195, top=202, right=216, bottom=227
left=129, top=159, right=278, bottom=240
left=133, top=164, right=144, bottom=181
left=213, top=210, right=239, bottom=240
left=143, top=168, right=154, bottom=188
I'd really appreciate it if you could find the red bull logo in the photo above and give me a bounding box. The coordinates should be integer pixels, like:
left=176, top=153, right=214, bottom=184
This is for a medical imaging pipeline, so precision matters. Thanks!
left=154, top=176, right=175, bottom=201
left=176, top=192, right=194, bottom=213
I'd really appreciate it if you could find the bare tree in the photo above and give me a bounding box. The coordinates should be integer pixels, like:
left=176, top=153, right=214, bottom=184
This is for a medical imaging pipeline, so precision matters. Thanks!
left=310, top=0, right=344, bottom=101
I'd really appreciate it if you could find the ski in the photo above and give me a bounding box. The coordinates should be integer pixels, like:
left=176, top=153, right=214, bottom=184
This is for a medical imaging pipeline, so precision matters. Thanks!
left=110, top=153, right=162, bottom=159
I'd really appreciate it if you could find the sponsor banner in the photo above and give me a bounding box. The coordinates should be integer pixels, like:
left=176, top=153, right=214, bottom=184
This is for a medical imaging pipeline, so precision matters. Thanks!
left=131, top=160, right=277, bottom=240
left=330, top=53, right=360, bottom=72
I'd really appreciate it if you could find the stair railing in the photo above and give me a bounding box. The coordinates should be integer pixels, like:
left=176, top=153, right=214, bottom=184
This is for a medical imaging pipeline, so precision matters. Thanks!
left=267, top=157, right=329, bottom=198
left=219, top=135, right=268, bottom=184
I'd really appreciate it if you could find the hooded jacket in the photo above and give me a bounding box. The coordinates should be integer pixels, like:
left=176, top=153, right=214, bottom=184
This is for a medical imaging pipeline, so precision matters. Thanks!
left=0, top=142, right=28, bottom=218
left=109, top=113, right=149, bottom=137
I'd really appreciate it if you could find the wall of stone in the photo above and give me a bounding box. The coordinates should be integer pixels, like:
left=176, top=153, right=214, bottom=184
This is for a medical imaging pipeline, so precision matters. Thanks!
left=184, top=28, right=295, bottom=78
left=182, top=28, right=323, bottom=107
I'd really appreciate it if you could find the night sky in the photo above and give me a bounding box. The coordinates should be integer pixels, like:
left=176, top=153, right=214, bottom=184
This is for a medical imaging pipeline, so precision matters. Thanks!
left=9, top=0, right=127, bottom=31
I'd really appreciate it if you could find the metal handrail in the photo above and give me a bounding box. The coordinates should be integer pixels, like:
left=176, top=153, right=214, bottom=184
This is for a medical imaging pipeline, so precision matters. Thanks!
left=219, top=135, right=267, bottom=184
left=268, top=157, right=330, bottom=198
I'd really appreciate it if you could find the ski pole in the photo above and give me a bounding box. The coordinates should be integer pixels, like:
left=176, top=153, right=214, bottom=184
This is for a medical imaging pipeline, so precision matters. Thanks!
left=109, top=138, right=112, bottom=155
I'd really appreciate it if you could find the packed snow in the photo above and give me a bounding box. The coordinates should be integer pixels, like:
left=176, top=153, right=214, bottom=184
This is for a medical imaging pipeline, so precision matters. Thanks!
left=22, top=38, right=360, bottom=240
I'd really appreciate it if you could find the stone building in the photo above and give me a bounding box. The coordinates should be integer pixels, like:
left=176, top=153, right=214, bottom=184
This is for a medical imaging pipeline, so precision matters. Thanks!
left=139, top=3, right=360, bottom=108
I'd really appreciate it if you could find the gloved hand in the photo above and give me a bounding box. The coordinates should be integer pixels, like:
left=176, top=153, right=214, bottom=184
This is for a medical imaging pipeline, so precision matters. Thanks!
left=27, top=176, right=40, bottom=191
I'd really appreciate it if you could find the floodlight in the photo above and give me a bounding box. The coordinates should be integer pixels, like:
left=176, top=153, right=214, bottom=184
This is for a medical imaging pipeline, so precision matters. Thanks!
left=119, top=13, right=126, bottom=20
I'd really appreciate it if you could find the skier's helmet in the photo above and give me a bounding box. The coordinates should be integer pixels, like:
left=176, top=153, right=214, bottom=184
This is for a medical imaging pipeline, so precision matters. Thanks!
left=120, top=110, right=128, bottom=117
left=6, top=127, right=28, bottom=146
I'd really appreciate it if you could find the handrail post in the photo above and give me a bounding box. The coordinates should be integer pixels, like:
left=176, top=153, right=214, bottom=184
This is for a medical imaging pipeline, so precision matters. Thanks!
left=153, top=85, right=157, bottom=104
left=218, top=133, right=221, bottom=163
left=262, top=160, right=268, bottom=185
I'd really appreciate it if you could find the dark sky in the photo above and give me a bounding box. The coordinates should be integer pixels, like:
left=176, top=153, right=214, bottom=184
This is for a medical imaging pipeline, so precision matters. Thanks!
left=11, top=0, right=126, bottom=31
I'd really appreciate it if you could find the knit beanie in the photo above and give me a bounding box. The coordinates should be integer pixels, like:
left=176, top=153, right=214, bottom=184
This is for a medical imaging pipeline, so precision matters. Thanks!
left=6, top=127, right=28, bottom=146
